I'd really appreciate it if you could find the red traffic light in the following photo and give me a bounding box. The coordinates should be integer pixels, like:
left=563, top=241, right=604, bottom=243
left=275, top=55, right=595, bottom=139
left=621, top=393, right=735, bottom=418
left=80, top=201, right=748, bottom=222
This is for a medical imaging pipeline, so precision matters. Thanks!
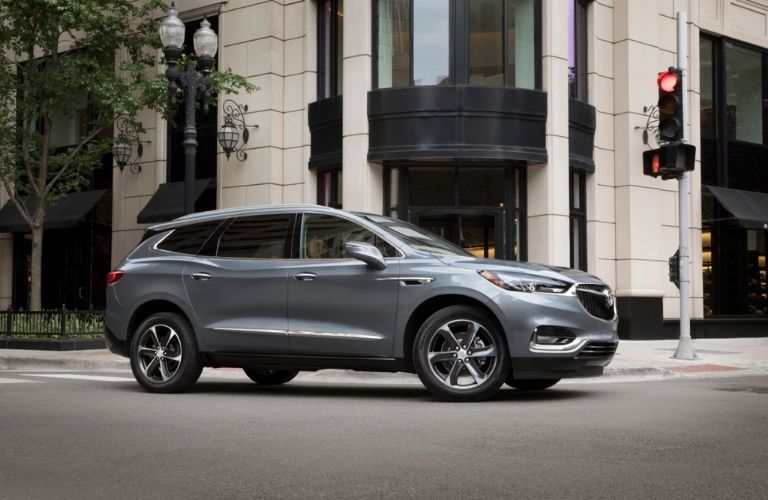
left=657, top=71, right=679, bottom=92
left=657, top=68, right=684, bottom=141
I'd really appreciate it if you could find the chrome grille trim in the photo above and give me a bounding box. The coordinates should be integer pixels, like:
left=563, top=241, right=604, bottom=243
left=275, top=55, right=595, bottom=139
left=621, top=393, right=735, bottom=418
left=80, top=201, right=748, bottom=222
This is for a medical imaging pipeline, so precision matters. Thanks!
left=577, top=341, right=619, bottom=358
left=575, top=284, right=616, bottom=321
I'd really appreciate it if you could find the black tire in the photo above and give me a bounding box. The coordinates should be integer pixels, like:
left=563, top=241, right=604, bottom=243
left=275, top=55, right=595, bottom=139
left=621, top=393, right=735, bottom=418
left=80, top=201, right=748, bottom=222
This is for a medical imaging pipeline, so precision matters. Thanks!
left=507, top=378, right=561, bottom=391
left=243, top=369, right=299, bottom=385
left=129, top=312, right=203, bottom=393
left=413, top=305, right=509, bottom=402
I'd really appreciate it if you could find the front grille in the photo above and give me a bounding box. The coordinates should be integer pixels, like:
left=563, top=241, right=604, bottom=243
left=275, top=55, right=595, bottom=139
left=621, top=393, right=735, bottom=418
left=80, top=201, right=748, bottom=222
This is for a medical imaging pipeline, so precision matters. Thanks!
left=578, top=341, right=618, bottom=358
left=575, top=284, right=616, bottom=320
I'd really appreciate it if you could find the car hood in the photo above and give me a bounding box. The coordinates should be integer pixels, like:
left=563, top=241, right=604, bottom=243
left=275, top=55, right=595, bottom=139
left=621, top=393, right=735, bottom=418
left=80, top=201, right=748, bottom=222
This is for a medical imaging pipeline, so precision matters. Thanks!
left=433, top=255, right=608, bottom=286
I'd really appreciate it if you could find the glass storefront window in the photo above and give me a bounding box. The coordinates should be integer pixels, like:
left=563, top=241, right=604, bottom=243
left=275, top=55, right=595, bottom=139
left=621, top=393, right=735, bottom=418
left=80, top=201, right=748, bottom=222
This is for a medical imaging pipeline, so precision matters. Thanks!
left=700, top=35, right=768, bottom=317
left=457, top=168, right=505, bottom=206
left=377, top=0, right=411, bottom=88
left=385, top=165, right=525, bottom=261
left=317, top=169, right=342, bottom=209
left=375, top=0, right=540, bottom=89
left=469, top=0, right=504, bottom=86
left=725, top=42, right=763, bottom=144
left=700, top=37, right=715, bottom=139
left=413, top=0, right=450, bottom=86
left=318, top=0, right=343, bottom=98
left=567, top=0, right=588, bottom=100
left=570, top=170, right=587, bottom=271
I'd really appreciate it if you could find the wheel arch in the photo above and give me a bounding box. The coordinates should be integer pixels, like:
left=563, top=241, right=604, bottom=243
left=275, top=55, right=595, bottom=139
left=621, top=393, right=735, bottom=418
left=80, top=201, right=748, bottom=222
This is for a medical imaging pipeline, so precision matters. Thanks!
left=126, top=299, right=198, bottom=352
left=400, top=294, right=506, bottom=372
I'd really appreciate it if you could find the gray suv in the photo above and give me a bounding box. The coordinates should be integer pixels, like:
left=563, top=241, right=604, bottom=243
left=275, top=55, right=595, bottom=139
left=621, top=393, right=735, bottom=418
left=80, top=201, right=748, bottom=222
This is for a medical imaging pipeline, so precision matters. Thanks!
left=105, top=205, right=618, bottom=401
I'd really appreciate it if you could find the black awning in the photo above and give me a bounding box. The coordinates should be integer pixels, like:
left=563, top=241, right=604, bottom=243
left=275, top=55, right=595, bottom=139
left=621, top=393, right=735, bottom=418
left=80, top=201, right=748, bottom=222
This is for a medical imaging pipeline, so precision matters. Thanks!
left=137, top=179, right=212, bottom=224
left=706, top=186, right=768, bottom=230
left=0, top=190, right=107, bottom=233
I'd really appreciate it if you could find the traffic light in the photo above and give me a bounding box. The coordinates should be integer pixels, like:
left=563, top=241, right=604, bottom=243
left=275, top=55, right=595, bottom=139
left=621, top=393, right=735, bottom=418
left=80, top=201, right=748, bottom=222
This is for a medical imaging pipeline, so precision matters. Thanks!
left=669, top=250, right=680, bottom=289
left=643, top=143, right=696, bottom=180
left=657, top=68, right=684, bottom=142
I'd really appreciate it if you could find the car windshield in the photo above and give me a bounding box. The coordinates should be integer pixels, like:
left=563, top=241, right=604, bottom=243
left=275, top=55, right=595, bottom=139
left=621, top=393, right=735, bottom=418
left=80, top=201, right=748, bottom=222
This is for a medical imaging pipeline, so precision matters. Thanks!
left=363, top=214, right=470, bottom=257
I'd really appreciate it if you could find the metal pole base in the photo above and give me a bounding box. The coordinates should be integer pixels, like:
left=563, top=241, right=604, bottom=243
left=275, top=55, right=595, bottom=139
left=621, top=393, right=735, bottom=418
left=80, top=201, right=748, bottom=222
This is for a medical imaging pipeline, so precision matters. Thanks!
left=673, top=337, right=698, bottom=360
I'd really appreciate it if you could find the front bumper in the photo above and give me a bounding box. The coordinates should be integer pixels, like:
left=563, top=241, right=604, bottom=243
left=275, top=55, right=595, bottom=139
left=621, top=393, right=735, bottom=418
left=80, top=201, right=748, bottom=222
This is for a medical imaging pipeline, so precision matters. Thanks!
left=510, top=345, right=616, bottom=380
left=488, top=287, right=619, bottom=379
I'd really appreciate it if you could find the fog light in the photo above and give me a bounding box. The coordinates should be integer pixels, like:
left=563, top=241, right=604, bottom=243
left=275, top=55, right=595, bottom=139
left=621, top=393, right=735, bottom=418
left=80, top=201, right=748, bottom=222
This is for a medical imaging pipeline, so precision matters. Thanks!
left=533, top=326, right=575, bottom=345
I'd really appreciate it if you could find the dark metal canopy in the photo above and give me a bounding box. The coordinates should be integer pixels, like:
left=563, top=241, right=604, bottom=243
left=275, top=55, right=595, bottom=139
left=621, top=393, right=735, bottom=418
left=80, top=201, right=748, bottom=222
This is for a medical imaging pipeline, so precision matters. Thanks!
left=0, top=190, right=107, bottom=233
left=706, top=185, right=768, bottom=230
left=137, top=179, right=211, bottom=224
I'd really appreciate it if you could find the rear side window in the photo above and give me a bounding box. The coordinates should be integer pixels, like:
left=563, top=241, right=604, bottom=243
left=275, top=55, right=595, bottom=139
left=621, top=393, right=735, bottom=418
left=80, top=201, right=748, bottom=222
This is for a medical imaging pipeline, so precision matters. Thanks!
left=216, top=214, right=292, bottom=259
left=156, top=221, right=223, bottom=255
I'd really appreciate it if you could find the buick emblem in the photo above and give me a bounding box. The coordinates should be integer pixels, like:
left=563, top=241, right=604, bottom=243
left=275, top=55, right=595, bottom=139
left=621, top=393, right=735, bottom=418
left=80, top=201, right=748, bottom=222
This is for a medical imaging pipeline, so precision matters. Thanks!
left=602, top=289, right=615, bottom=308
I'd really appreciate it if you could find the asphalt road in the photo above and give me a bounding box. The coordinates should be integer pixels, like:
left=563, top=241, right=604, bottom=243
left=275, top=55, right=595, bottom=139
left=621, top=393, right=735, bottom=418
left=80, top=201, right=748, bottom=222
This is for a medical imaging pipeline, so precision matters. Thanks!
left=1, top=370, right=766, bottom=499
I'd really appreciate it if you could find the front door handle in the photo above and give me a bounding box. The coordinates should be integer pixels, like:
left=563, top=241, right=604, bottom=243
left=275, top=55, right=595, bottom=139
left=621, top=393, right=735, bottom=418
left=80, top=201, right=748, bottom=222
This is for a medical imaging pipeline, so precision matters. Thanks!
left=293, top=272, right=317, bottom=281
left=191, top=272, right=212, bottom=281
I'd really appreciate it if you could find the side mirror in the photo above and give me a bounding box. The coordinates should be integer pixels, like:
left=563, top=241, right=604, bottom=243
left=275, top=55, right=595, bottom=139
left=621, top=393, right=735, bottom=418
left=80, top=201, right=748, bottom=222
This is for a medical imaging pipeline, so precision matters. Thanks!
left=345, top=241, right=387, bottom=270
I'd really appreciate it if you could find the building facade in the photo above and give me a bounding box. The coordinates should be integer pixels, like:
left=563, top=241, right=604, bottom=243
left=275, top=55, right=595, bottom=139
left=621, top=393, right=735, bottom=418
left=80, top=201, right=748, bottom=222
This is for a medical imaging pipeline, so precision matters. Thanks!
left=0, top=0, right=766, bottom=338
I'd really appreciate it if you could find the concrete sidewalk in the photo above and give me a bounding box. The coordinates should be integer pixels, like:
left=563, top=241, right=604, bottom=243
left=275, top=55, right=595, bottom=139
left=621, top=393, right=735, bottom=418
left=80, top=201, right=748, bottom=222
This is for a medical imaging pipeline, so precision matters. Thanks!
left=1, top=337, right=767, bottom=384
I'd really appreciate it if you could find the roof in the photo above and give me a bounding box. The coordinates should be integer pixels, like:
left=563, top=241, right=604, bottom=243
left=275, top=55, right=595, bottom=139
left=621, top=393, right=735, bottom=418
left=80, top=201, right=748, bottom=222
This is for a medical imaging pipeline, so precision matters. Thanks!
left=147, top=204, right=347, bottom=231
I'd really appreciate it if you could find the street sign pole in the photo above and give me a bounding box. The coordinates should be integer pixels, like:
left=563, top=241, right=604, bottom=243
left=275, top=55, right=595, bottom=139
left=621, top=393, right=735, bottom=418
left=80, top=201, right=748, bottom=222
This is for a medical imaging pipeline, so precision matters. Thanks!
left=674, top=10, right=696, bottom=360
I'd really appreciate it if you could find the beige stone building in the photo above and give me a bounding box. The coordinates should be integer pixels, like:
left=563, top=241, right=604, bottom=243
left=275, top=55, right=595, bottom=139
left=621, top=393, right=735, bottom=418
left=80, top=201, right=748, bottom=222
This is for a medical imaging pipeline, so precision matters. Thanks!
left=1, top=0, right=766, bottom=338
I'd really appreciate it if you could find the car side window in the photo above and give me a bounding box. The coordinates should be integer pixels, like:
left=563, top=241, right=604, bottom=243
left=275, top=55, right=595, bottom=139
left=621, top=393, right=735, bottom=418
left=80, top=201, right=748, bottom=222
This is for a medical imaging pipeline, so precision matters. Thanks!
left=156, top=221, right=223, bottom=255
left=301, top=214, right=398, bottom=259
left=216, top=214, right=292, bottom=259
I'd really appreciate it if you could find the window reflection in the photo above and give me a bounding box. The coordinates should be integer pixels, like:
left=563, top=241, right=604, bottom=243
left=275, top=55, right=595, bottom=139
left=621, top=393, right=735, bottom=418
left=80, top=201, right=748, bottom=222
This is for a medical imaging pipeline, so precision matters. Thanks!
left=725, top=42, right=763, bottom=144
left=413, top=0, right=450, bottom=86
left=377, top=0, right=411, bottom=88
left=375, top=0, right=539, bottom=89
left=507, top=0, right=537, bottom=89
left=469, top=0, right=504, bottom=86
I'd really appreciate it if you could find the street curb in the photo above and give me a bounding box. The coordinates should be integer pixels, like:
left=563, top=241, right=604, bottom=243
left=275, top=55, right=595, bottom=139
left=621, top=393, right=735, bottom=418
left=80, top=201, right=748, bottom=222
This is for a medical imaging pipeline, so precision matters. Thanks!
left=0, top=356, right=129, bottom=371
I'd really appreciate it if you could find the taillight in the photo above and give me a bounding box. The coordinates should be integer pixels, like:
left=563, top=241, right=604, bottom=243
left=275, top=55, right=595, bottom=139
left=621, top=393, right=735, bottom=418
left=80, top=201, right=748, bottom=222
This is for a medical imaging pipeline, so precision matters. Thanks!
left=106, top=271, right=124, bottom=285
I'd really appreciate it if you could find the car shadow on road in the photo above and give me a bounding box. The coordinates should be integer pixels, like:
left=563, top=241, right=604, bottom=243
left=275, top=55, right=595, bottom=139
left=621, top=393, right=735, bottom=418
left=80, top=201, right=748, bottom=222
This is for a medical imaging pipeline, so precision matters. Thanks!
left=118, top=381, right=598, bottom=403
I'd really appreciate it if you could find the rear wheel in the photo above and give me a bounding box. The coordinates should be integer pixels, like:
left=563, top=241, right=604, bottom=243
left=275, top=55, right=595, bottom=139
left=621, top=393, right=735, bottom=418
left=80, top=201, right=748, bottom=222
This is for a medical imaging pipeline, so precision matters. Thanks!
left=130, top=312, right=202, bottom=393
left=413, top=305, right=508, bottom=402
left=507, top=378, right=561, bottom=391
left=243, top=369, right=299, bottom=385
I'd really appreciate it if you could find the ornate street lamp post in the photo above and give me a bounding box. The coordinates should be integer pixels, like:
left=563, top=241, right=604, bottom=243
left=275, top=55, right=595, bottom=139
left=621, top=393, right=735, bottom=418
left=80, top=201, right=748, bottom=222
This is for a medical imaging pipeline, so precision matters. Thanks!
left=159, top=3, right=218, bottom=215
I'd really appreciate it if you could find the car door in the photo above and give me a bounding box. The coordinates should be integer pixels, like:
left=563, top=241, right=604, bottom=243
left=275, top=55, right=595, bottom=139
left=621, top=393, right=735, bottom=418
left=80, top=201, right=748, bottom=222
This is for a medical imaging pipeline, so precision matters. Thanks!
left=183, top=213, right=294, bottom=353
left=286, top=213, right=401, bottom=357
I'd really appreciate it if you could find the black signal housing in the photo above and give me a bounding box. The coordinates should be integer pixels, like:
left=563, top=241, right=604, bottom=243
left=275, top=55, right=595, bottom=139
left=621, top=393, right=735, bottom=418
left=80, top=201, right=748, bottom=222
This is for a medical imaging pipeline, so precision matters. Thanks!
left=657, top=68, right=684, bottom=142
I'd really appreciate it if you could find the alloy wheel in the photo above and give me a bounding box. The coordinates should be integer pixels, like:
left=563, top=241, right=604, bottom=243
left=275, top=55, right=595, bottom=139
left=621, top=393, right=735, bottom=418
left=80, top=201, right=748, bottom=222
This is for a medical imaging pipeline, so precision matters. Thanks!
left=426, top=319, right=498, bottom=391
left=136, top=324, right=182, bottom=382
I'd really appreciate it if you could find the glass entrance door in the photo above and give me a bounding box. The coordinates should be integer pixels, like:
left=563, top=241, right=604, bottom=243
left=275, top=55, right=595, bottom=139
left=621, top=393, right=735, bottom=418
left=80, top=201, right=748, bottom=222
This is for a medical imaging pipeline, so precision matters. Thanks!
left=411, top=209, right=503, bottom=259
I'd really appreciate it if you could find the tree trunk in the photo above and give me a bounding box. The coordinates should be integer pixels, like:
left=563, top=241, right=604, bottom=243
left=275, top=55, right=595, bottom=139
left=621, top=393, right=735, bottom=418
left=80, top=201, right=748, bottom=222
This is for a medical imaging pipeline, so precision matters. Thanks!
left=29, top=222, right=43, bottom=311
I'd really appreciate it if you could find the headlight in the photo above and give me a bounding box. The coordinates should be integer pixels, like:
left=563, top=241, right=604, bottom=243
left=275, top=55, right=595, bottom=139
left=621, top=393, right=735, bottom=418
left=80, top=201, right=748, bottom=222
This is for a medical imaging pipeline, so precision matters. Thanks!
left=479, top=270, right=571, bottom=294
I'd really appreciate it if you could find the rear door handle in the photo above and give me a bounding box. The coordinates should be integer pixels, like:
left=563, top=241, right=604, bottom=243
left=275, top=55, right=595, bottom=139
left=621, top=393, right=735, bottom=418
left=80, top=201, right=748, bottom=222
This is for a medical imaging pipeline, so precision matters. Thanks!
left=191, top=272, right=212, bottom=281
left=293, top=272, right=317, bottom=281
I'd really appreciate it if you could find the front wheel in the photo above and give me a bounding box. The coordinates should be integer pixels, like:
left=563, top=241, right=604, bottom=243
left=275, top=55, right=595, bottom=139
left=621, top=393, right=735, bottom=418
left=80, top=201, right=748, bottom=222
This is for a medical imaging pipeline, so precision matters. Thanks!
left=243, top=369, right=299, bottom=385
left=129, top=312, right=202, bottom=393
left=507, top=378, right=561, bottom=391
left=413, top=305, right=509, bottom=402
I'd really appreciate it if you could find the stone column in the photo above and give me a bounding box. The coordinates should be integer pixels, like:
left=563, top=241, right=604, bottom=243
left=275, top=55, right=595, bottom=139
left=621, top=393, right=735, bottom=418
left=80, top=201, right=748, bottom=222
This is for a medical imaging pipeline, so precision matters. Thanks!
left=527, top=0, right=571, bottom=266
left=342, top=0, right=382, bottom=213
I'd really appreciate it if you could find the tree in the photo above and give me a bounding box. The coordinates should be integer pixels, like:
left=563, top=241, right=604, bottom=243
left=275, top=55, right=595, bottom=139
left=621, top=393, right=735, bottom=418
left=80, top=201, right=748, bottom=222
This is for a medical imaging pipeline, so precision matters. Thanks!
left=0, top=0, right=252, bottom=310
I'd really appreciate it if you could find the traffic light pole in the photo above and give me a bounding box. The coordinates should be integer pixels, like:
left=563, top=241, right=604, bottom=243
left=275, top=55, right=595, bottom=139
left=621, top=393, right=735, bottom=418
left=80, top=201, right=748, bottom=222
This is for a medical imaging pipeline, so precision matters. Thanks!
left=674, top=11, right=696, bottom=360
